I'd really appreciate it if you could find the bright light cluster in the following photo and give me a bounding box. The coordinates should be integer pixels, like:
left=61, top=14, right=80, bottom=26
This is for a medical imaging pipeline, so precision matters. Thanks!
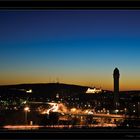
left=26, top=89, right=32, bottom=93
left=86, top=88, right=102, bottom=94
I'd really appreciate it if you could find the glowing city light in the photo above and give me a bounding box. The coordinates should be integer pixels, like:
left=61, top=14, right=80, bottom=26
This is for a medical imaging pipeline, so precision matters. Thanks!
left=86, top=88, right=102, bottom=94
left=26, top=89, right=32, bottom=93
left=24, top=107, right=30, bottom=112
left=71, top=108, right=76, bottom=113
left=22, top=101, right=27, bottom=104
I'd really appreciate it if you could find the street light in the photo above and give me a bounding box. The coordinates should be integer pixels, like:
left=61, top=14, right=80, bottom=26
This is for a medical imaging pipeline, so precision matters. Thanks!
left=124, top=108, right=127, bottom=119
left=115, top=109, right=119, bottom=115
left=24, top=106, right=30, bottom=125
left=71, top=108, right=76, bottom=114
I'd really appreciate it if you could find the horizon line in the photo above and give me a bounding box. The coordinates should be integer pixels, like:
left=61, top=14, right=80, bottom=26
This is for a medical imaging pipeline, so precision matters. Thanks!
left=0, top=82, right=140, bottom=92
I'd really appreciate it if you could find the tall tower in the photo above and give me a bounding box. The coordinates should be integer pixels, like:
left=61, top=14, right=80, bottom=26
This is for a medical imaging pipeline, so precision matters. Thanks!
left=113, top=68, right=120, bottom=108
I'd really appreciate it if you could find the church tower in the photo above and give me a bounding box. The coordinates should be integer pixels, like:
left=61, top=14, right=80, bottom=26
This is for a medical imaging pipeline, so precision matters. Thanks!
left=113, top=68, right=120, bottom=108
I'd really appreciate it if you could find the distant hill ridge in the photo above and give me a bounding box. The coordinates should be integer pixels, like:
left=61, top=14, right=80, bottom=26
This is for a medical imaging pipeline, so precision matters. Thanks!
left=0, top=83, right=88, bottom=91
left=0, top=83, right=90, bottom=97
left=0, top=83, right=139, bottom=93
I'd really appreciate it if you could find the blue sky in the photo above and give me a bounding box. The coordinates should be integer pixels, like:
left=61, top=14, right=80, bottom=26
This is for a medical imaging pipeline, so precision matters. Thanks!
left=0, top=10, right=140, bottom=90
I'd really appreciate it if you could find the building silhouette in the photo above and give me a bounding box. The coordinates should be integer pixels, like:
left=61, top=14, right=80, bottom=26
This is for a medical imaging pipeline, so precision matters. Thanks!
left=113, top=68, right=120, bottom=109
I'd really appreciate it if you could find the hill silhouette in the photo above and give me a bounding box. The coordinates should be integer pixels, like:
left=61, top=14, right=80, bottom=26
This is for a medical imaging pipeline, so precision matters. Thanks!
left=0, top=83, right=89, bottom=98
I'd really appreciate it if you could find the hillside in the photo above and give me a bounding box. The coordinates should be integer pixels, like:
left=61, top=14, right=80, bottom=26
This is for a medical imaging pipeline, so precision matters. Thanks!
left=0, top=83, right=88, bottom=98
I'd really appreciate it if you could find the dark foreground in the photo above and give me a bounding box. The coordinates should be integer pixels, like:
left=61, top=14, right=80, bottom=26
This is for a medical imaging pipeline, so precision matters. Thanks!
left=0, top=127, right=140, bottom=139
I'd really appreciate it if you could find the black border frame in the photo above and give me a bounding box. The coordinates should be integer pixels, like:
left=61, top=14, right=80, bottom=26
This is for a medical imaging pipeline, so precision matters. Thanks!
left=0, top=0, right=140, bottom=9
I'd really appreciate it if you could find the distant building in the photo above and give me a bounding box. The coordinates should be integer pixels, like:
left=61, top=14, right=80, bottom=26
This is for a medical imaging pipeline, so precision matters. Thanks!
left=86, top=87, right=102, bottom=94
left=113, top=68, right=120, bottom=108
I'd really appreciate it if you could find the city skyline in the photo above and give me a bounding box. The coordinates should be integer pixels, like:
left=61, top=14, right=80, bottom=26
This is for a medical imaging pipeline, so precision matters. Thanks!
left=1, top=10, right=140, bottom=91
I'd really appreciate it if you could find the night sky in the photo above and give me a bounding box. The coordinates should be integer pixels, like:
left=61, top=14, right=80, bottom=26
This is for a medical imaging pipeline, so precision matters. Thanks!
left=0, top=10, right=140, bottom=91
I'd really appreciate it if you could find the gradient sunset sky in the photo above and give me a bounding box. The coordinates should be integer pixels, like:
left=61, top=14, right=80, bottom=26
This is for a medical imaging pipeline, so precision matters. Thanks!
left=0, top=10, right=140, bottom=91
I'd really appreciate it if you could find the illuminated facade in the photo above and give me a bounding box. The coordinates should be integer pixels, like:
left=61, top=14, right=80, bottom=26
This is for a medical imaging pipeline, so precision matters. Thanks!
left=86, top=87, right=102, bottom=94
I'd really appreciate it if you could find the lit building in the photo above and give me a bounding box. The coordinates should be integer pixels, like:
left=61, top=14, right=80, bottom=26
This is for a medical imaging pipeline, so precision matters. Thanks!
left=86, top=87, right=102, bottom=94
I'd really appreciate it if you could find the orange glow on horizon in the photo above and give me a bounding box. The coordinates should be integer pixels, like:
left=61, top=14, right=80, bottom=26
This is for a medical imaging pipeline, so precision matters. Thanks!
left=0, top=80, right=140, bottom=91
left=0, top=70, right=140, bottom=91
